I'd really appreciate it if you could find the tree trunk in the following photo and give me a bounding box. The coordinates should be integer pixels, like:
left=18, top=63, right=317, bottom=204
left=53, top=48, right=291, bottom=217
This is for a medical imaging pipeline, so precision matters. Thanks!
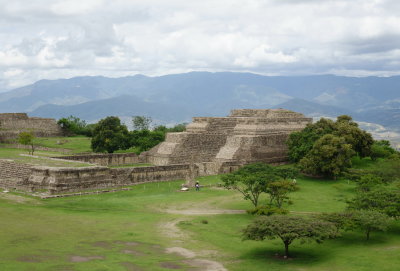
left=366, top=229, right=370, bottom=240
left=284, top=240, right=290, bottom=257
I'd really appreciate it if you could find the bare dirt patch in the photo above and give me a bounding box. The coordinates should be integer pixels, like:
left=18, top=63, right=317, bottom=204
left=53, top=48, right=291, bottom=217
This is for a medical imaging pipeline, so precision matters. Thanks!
left=166, top=247, right=227, bottom=271
left=69, top=255, right=104, bottom=262
left=0, top=193, right=41, bottom=205
left=159, top=218, right=188, bottom=241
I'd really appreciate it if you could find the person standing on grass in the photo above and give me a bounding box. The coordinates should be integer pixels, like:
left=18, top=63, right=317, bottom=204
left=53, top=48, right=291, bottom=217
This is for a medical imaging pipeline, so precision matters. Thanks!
left=195, top=181, right=200, bottom=191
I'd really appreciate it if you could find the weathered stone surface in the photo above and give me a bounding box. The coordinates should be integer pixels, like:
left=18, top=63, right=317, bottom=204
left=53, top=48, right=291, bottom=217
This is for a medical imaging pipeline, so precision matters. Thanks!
left=0, top=113, right=62, bottom=142
left=146, top=109, right=311, bottom=165
left=58, top=153, right=142, bottom=166
left=1, top=109, right=311, bottom=194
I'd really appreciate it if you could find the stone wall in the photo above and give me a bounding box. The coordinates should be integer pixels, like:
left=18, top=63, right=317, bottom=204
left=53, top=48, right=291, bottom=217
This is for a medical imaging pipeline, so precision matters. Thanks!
left=21, top=161, right=243, bottom=193
left=58, top=153, right=142, bottom=166
left=0, top=113, right=62, bottom=142
left=0, top=159, right=33, bottom=189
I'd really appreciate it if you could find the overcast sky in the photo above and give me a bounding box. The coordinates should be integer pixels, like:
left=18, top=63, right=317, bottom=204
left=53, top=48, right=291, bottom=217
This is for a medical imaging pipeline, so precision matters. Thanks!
left=1, top=0, right=400, bottom=90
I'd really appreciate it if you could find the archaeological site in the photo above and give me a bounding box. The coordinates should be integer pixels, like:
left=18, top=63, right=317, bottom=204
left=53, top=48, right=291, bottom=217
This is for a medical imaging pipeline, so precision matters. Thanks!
left=0, top=109, right=311, bottom=195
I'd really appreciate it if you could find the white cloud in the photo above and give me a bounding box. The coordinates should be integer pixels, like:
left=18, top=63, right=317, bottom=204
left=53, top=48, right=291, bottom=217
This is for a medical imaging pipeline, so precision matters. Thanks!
left=0, top=0, right=400, bottom=89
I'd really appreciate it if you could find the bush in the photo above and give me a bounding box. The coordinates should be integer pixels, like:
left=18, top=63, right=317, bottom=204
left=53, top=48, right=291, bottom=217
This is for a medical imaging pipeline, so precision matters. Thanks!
left=247, top=205, right=289, bottom=216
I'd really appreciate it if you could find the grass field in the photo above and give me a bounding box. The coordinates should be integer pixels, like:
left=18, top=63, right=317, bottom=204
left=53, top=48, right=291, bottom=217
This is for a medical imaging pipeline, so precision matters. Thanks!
left=0, top=136, right=95, bottom=167
left=33, top=136, right=92, bottom=154
left=1, top=170, right=399, bottom=271
left=0, top=148, right=94, bottom=167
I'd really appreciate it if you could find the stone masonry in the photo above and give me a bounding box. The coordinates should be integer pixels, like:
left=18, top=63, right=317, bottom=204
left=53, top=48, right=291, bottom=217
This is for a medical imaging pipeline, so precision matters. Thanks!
left=0, top=159, right=33, bottom=189
left=146, top=109, right=312, bottom=165
left=0, top=113, right=62, bottom=142
left=1, top=109, right=312, bottom=194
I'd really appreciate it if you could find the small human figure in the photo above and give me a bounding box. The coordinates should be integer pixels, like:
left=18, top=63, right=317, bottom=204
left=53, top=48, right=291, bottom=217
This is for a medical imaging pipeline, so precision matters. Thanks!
left=195, top=181, right=200, bottom=191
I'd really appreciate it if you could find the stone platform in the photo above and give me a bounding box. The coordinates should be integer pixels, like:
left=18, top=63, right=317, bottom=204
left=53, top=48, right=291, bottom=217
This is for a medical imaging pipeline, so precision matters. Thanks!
left=145, top=109, right=312, bottom=165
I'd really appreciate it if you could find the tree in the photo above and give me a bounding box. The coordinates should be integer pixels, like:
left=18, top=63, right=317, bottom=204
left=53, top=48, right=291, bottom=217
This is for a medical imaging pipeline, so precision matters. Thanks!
left=58, top=116, right=91, bottom=136
left=266, top=180, right=298, bottom=208
left=299, top=134, right=355, bottom=178
left=91, top=116, right=130, bottom=153
left=221, top=163, right=279, bottom=207
left=287, top=115, right=373, bottom=163
left=347, top=210, right=390, bottom=240
left=334, top=119, right=373, bottom=158
left=130, top=130, right=165, bottom=153
left=348, top=187, right=400, bottom=218
left=18, top=131, right=35, bottom=155
left=243, top=215, right=337, bottom=257
left=317, top=212, right=352, bottom=235
left=287, top=118, right=337, bottom=162
left=132, top=116, right=152, bottom=131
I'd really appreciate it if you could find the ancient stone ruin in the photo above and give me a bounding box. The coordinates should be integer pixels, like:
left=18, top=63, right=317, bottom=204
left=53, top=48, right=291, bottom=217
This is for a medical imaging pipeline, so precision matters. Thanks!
left=0, top=113, right=62, bottom=142
left=146, top=109, right=312, bottom=165
left=0, top=109, right=312, bottom=195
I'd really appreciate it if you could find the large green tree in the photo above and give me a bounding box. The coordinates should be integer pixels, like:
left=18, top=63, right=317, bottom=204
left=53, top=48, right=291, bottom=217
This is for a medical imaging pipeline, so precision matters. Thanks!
left=91, top=116, right=130, bottom=153
left=348, top=186, right=400, bottom=218
left=287, top=118, right=336, bottom=162
left=347, top=210, right=390, bottom=240
left=221, top=163, right=279, bottom=207
left=287, top=115, right=373, bottom=164
left=299, top=134, right=355, bottom=178
left=243, top=215, right=337, bottom=257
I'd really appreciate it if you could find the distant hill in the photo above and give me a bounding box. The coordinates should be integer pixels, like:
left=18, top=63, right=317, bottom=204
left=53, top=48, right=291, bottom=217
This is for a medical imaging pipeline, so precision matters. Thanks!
left=1, top=72, right=400, bottom=131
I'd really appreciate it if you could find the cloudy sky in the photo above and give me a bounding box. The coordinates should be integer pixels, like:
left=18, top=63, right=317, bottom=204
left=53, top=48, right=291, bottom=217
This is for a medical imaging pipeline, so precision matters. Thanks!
left=1, top=0, right=400, bottom=90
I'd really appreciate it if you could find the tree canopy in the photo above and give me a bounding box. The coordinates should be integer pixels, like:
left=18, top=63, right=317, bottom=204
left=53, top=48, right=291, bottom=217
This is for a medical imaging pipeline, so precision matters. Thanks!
left=298, top=134, right=355, bottom=178
left=91, top=116, right=130, bottom=153
left=287, top=114, right=376, bottom=178
left=221, top=163, right=298, bottom=208
left=243, top=215, right=337, bottom=257
left=347, top=210, right=390, bottom=240
left=58, top=115, right=93, bottom=136
left=18, top=131, right=35, bottom=155
left=347, top=186, right=400, bottom=218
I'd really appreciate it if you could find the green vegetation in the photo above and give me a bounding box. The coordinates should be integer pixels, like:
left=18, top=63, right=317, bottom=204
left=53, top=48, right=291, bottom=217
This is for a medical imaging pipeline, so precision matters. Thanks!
left=243, top=215, right=337, bottom=257
left=17, top=131, right=36, bottom=155
left=1, top=166, right=399, bottom=271
left=34, top=136, right=92, bottom=153
left=288, top=115, right=374, bottom=177
left=58, top=115, right=95, bottom=137
left=89, top=115, right=186, bottom=154
left=221, top=163, right=298, bottom=208
left=91, top=116, right=130, bottom=153
left=0, top=148, right=93, bottom=167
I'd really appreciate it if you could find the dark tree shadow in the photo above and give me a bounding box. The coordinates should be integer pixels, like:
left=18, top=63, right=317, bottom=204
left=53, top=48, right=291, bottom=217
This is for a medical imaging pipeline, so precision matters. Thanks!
left=240, top=245, right=330, bottom=265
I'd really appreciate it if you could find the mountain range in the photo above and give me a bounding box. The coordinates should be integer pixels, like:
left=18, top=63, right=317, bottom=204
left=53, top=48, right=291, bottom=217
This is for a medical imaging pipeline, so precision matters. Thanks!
left=1, top=72, right=399, bottom=134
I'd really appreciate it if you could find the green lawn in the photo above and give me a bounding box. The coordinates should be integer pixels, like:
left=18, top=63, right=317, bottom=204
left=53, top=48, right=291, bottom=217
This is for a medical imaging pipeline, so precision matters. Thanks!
left=1, top=168, right=399, bottom=271
left=34, top=136, right=92, bottom=154
left=0, top=148, right=93, bottom=167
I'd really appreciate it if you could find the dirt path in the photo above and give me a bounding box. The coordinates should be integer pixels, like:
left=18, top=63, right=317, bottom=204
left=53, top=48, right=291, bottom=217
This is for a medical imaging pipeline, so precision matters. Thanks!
left=0, top=192, right=40, bottom=204
left=164, top=208, right=246, bottom=215
left=159, top=208, right=237, bottom=271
